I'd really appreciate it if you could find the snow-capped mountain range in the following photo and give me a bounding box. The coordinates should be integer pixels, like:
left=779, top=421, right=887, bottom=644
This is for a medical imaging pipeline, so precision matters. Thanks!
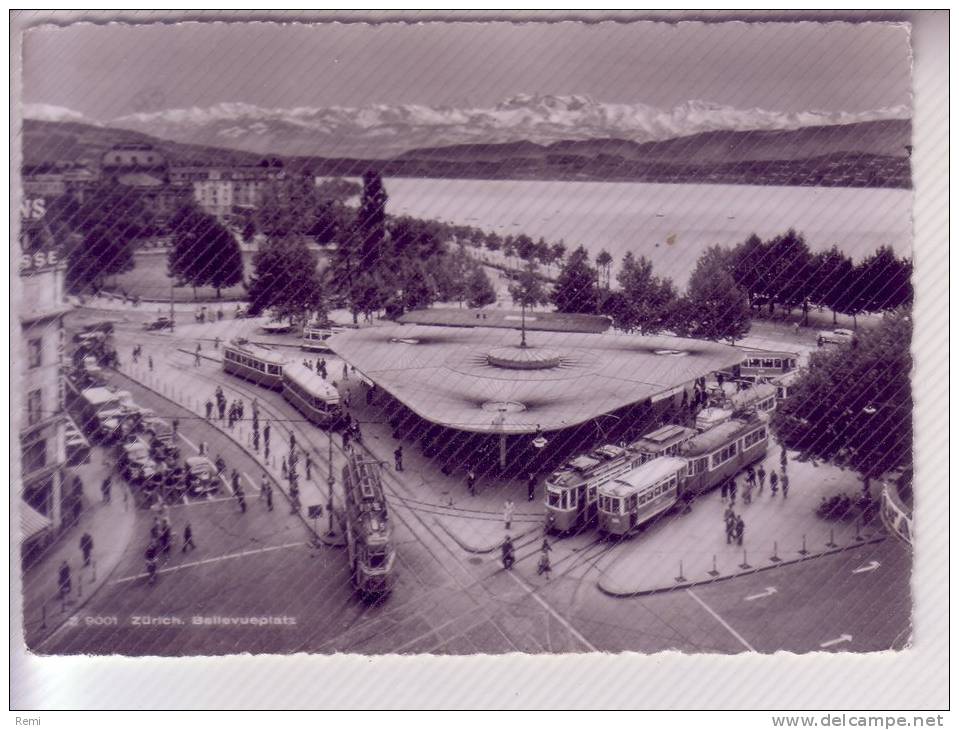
left=24, top=94, right=911, bottom=159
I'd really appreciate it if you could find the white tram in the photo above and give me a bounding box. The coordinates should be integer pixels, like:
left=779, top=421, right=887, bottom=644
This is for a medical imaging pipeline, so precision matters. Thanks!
left=597, top=457, right=688, bottom=536
left=726, top=383, right=777, bottom=416
left=341, top=454, right=396, bottom=596
left=736, top=349, right=799, bottom=382
left=281, top=362, right=342, bottom=427
left=680, top=416, right=769, bottom=496
left=301, top=326, right=336, bottom=353
left=545, top=424, right=696, bottom=532
left=222, top=339, right=286, bottom=389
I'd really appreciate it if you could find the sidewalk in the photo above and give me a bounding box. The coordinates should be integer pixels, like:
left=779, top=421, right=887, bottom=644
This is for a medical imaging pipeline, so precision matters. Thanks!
left=597, top=445, right=887, bottom=597
left=22, top=449, right=137, bottom=649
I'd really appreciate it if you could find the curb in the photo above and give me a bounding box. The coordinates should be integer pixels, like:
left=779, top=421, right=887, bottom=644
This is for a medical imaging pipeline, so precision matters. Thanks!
left=435, top=518, right=542, bottom=554
left=597, top=534, right=887, bottom=598
left=29, top=483, right=138, bottom=652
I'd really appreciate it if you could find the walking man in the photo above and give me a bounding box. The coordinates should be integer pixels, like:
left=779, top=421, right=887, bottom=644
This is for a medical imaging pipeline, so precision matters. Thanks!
left=172, top=418, right=179, bottom=439
left=194, top=348, right=201, bottom=368
left=394, top=446, right=404, bottom=472
left=342, top=362, right=348, bottom=380
left=290, top=482, right=300, bottom=515
left=735, top=515, right=745, bottom=546
left=205, top=400, right=213, bottom=420
left=466, top=469, right=476, bottom=496
left=781, top=472, right=789, bottom=499
left=264, top=422, right=271, bottom=452
left=218, top=398, right=226, bottom=421
left=757, top=465, right=766, bottom=492
left=80, top=532, right=93, bottom=567
left=720, top=479, right=729, bottom=502
left=235, top=484, right=247, bottom=514
left=538, top=541, right=552, bottom=580
left=527, top=473, right=536, bottom=502
left=504, top=499, right=514, bottom=531
left=780, top=446, right=788, bottom=471
left=261, top=474, right=273, bottom=511
left=770, top=471, right=779, bottom=496
left=101, top=476, right=112, bottom=504
left=729, top=478, right=737, bottom=506
left=58, top=560, right=71, bottom=599
left=148, top=355, right=154, bottom=372
left=725, top=509, right=735, bottom=544
left=319, top=359, right=327, bottom=379
left=305, top=454, right=313, bottom=481
left=182, top=523, right=196, bottom=552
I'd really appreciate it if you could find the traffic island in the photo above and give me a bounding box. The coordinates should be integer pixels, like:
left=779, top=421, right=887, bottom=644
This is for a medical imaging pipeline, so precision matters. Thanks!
left=436, top=514, right=543, bottom=554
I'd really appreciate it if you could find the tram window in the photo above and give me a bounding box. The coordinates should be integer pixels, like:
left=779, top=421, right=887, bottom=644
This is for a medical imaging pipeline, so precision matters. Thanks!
left=627, top=495, right=637, bottom=510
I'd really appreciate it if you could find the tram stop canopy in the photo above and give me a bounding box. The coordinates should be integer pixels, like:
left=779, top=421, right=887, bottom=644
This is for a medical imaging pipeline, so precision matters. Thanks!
left=328, top=324, right=745, bottom=435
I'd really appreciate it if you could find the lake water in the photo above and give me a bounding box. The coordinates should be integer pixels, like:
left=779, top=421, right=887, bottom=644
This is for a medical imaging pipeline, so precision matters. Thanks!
left=384, top=178, right=913, bottom=286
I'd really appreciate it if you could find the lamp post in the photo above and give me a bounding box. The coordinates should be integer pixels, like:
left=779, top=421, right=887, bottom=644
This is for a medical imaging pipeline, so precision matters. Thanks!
left=169, top=277, right=175, bottom=332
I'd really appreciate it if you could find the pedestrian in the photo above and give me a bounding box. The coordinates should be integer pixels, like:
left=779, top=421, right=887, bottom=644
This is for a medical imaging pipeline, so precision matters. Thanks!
left=538, top=543, right=552, bottom=580
left=264, top=422, right=271, bottom=449
left=227, top=402, right=235, bottom=428
left=80, top=532, right=93, bottom=566
left=214, top=336, right=221, bottom=350
left=215, top=455, right=226, bottom=476
left=729, top=478, right=737, bottom=506
left=218, top=399, right=226, bottom=421
left=467, top=469, right=476, bottom=496
left=58, top=560, right=71, bottom=599
left=290, top=482, right=300, bottom=515
left=780, top=446, right=788, bottom=470
left=236, top=486, right=247, bottom=514
left=237, top=400, right=244, bottom=422
left=344, top=391, right=352, bottom=410
left=746, top=466, right=756, bottom=488
left=744, top=480, right=752, bottom=505
left=394, top=446, right=404, bottom=472
left=735, top=516, right=745, bottom=546
left=527, top=473, right=537, bottom=502
left=231, top=469, right=241, bottom=496
left=290, top=431, right=296, bottom=452
left=770, top=471, right=779, bottom=496
left=757, top=465, right=766, bottom=492
left=151, top=516, right=161, bottom=542
left=205, top=400, right=213, bottom=419
left=781, top=472, right=789, bottom=499
left=319, top=359, right=327, bottom=379
left=101, top=476, right=112, bottom=503
left=504, top=499, right=514, bottom=531
left=305, top=454, right=313, bottom=481
left=144, top=541, right=159, bottom=584
left=160, top=519, right=172, bottom=558
left=182, top=523, right=196, bottom=552
left=725, top=514, right=734, bottom=544
left=261, top=474, right=273, bottom=511
left=217, top=309, right=224, bottom=322
left=281, top=458, right=288, bottom=480
left=342, top=362, right=348, bottom=380
left=172, top=418, right=179, bottom=438
left=720, top=479, right=728, bottom=502
left=148, top=355, right=154, bottom=372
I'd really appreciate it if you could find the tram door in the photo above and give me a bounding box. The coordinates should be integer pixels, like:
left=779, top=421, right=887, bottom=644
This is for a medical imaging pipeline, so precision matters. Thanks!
left=573, top=486, right=584, bottom=521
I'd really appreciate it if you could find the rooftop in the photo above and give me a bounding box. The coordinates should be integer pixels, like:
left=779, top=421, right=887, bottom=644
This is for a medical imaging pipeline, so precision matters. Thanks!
left=329, top=324, right=745, bottom=435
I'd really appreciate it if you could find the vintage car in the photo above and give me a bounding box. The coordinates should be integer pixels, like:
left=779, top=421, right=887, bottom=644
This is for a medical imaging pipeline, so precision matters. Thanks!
left=817, top=327, right=856, bottom=346
left=185, top=456, right=219, bottom=497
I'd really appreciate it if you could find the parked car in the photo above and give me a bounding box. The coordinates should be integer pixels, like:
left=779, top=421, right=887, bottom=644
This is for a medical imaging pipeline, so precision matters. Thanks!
left=144, top=316, right=173, bottom=331
left=817, top=327, right=855, bottom=346
left=185, top=456, right=218, bottom=496
left=119, top=438, right=159, bottom=485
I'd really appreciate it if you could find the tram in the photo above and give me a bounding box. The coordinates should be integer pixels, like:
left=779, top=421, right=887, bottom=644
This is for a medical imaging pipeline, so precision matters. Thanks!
left=597, top=457, right=688, bottom=536
left=281, top=362, right=342, bottom=427
left=544, top=423, right=696, bottom=532
left=680, top=415, right=769, bottom=496
left=726, top=382, right=777, bottom=416
left=222, top=339, right=286, bottom=389
left=301, top=326, right=337, bottom=353
left=736, top=349, right=799, bottom=382
left=341, top=453, right=396, bottom=596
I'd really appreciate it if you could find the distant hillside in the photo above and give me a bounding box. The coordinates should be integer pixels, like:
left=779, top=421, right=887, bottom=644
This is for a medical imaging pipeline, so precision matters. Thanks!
left=21, top=118, right=267, bottom=169
left=20, top=117, right=912, bottom=189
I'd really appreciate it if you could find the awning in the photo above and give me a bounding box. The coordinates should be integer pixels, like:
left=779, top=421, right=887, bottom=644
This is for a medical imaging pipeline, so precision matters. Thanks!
left=20, top=502, right=52, bottom=543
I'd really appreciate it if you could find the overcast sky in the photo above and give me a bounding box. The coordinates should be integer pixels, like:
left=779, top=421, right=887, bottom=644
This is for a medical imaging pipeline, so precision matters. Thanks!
left=22, top=20, right=912, bottom=119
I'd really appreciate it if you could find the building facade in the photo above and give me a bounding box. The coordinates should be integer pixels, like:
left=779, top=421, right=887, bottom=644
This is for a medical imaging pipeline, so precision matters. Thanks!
left=18, top=217, right=72, bottom=535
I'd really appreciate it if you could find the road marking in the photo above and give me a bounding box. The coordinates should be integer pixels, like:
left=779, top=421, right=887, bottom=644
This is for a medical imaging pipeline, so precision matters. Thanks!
left=744, top=586, right=777, bottom=601
left=243, top=471, right=262, bottom=494
left=178, top=433, right=199, bottom=453
left=686, top=588, right=756, bottom=652
left=502, top=569, right=597, bottom=652
left=112, top=541, right=307, bottom=584
left=820, top=634, right=852, bottom=648
left=852, top=560, right=880, bottom=574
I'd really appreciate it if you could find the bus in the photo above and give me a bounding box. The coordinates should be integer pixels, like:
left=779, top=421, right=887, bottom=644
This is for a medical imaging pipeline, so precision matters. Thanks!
left=680, top=416, right=769, bottom=497
left=341, top=454, right=396, bottom=596
left=597, top=457, right=688, bottom=536
left=544, top=424, right=696, bottom=532
left=222, top=339, right=286, bottom=389
left=281, top=362, right=342, bottom=427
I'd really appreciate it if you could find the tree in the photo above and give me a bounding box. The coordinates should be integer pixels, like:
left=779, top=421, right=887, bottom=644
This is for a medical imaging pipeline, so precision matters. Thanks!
left=168, top=206, right=243, bottom=298
left=810, top=246, right=854, bottom=324
left=765, top=229, right=814, bottom=317
left=858, top=246, right=913, bottom=314
left=241, top=219, right=257, bottom=243
left=255, top=174, right=317, bottom=238
left=674, top=245, right=751, bottom=344
left=772, top=308, right=912, bottom=494
left=596, top=249, right=613, bottom=289
left=551, top=245, right=598, bottom=314
left=466, top=263, right=497, bottom=308
left=614, top=252, right=679, bottom=334
left=514, top=234, right=537, bottom=263
left=356, top=170, right=388, bottom=267
left=550, top=241, right=567, bottom=266
left=246, top=237, right=325, bottom=322
left=509, top=262, right=550, bottom=347
left=484, top=232, right=502, bottom=253
left=730, top=233, right=768, bottom=307
left=434, top=253, right=472, bottom=307
left=66, top=184, right=152, bottom=291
